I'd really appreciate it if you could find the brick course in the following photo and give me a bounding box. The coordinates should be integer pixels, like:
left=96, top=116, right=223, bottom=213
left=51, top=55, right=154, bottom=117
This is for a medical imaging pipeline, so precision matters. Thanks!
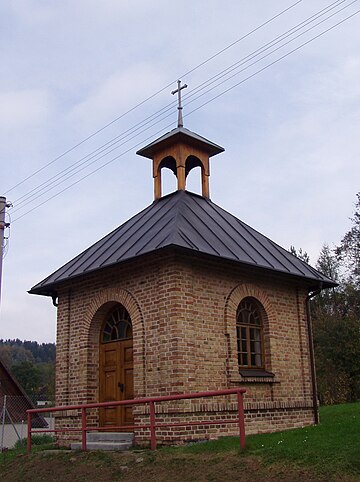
left=54, top=249, right=315, bottom=445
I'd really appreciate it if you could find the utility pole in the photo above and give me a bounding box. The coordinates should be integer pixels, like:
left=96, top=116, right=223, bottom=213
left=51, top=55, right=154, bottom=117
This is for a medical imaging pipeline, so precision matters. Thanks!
left=0, top=196, right=10, bottom=307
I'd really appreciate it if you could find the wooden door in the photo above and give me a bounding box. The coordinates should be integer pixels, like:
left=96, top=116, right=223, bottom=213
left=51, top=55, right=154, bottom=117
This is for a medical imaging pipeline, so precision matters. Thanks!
left=99, top=339, right=134, bottom=429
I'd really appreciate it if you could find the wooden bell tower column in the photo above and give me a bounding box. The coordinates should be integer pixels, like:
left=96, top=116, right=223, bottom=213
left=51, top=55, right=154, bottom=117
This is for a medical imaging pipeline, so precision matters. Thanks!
left=151, top=141, right=212, bottom=200
left=136, top=81, right=224, bottom=200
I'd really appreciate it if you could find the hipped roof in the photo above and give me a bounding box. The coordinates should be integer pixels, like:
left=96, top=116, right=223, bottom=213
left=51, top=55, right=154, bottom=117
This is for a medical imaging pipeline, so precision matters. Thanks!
left=136, top=126, right=224, bottom=159
left=30, top=190, right=336, bottom=297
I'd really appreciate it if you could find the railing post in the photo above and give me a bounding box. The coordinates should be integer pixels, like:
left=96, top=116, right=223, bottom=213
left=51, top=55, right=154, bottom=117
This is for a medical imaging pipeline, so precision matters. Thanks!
left=149, top=401, right=157, bottom=450
left=237, top=391, right=246, bottom=450
left=27, top=412, right=32, bottom=453
left=81, top=407, right=87, bottom=451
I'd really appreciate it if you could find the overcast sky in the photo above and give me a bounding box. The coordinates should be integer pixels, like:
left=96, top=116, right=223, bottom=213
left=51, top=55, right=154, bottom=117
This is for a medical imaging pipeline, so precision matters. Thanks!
left=1, top=0, right=359, bottom=343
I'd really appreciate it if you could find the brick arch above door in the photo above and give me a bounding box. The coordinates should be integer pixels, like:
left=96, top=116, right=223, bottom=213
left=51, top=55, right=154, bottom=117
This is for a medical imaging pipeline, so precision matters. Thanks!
left=83, top=287, right=146, bottom=401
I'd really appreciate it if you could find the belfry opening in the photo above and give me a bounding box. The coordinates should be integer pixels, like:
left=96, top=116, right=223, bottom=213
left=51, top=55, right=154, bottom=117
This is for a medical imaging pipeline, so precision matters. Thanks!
left=136, top=126, right=224, bottom=200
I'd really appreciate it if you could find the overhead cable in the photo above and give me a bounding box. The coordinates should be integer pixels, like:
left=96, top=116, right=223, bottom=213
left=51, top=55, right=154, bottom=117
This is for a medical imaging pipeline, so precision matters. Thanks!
left=9, top=0, right=358, bottom=212
left=4, top=1, right=302, bottom=196
left=10, top=0, right=352, bottom=213
left=11, top=6, right=360, bottom=223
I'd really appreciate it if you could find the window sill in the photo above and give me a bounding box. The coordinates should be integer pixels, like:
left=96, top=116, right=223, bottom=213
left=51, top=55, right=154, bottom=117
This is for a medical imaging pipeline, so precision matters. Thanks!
left=240, top=369, right=274, bottom=378
left=230, top=369, right=278, bottom=384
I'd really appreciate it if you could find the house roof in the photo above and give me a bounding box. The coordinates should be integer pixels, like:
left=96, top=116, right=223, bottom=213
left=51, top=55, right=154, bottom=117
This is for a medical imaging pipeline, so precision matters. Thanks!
left=136, top=127, right=224, bottom=159
left=30, top=190, right=336, bottom=296
left=0, top=358, right=47, bottom=427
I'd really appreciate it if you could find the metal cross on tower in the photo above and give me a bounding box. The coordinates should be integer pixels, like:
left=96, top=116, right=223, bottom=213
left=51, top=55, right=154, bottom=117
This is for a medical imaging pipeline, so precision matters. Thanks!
left=171, top=80, right=188, bottom=128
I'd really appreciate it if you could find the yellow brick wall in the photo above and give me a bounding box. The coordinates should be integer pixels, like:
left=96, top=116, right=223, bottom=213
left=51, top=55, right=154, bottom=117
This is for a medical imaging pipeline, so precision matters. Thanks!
left=54, top=250, right=315, bottom=445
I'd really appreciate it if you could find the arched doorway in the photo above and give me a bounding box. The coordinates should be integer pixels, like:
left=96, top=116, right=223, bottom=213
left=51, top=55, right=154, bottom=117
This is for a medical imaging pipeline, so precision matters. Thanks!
left=99, top=304, right=134, bottom=429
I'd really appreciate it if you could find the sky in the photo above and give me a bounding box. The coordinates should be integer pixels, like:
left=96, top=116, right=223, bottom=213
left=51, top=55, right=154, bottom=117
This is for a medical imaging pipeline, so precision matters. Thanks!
left=0, top=0, right=359, bottom=343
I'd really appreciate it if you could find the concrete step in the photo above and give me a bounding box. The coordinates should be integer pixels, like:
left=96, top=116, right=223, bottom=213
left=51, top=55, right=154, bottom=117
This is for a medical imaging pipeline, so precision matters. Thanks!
left=87, top=432, right=134, bottom=443
left=71, top=440, right=132, bottom=451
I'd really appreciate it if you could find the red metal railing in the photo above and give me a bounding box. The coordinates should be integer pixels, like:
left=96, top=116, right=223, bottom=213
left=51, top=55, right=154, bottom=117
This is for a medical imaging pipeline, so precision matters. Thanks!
left=27, top=388, right=246, bottom=452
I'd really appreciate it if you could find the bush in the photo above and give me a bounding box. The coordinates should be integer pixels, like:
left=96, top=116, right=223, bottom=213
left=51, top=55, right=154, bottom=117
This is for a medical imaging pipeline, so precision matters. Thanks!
left=14, top=434, right=55, bottom=450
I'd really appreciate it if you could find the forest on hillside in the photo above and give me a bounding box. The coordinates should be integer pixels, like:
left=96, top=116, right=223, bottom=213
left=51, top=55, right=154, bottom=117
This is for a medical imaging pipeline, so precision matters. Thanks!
left=0, top=339, right=55, bottom=402
left=293, top=192, right=360, bottom=404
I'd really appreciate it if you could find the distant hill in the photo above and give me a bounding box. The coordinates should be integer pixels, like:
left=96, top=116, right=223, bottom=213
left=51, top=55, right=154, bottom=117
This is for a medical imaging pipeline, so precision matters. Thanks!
left=0, top=339, right=56, bottom=402
left=0, top=339, right=55, bottom=366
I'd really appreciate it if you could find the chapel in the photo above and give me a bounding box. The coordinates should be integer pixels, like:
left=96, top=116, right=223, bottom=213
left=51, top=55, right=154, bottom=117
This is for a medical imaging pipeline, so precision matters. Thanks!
left=30, top=86, right=335, bottom=445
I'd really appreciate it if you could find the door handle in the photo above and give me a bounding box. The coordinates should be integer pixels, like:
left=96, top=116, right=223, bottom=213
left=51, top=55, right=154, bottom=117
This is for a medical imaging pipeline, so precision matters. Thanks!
left=118, top=382, right=124, bottom=392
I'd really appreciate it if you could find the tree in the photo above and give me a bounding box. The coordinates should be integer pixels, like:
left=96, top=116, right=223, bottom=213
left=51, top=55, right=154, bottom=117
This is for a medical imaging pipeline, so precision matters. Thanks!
left=0, top=344, right=35, bottom=368
left=0, top=339, right=55, bottom=364
left=316, top=243, right=340, bottom=282
left=11, top=361, right=41, bottom=400
left=38, top=362, right=55, bottom=401
left=289, top=245, right=310, bottom=264
left=311, top=244, right=340, bottom=318
left=310, top=195, right=360, bottom=404
left=313, top=311, right=360, bottom=404
left=0, top=340, right=56, bottom=402
left=336, top=192, right=360, bottom=285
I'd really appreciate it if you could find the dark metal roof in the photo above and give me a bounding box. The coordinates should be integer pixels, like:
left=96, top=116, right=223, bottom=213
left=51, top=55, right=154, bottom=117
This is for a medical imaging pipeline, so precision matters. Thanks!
left=136, top=127, right=224, bottom=159
left=30, top=190, right=336, bottom=296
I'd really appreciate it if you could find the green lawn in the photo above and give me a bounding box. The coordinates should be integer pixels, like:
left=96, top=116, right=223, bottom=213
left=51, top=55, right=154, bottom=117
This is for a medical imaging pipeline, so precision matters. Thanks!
left=1, top=403, right=359, bottom=481
left=169, top=402, right=360, bottom=479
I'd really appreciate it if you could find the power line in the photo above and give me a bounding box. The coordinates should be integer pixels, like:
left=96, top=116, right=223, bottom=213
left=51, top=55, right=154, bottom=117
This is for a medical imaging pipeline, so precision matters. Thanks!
left=9, top=0, right=357, bottom=212
left=10, top=2, right=358, bottom=219
left=183, top=0, right=358, bottom=109
left=11, top=6, right=360, bottom=223
left=4, top=1, right=302, bottom=196
left=10, top=0, right=351, bottom=213
left=182, top=0, right=350, bottom=105
left=186, top=7, right=360, bottom=118
left=11, top=103, right=178, bottom=207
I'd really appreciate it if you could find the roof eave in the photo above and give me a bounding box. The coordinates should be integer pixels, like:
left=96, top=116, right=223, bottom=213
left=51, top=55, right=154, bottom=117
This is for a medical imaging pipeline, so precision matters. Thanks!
left=28, top=287, right=57, bottom=297
left=28, top=244, right=337, bottom=297
left=136, top=128, right=224, bottom=159
left=168, top=246, right=338, bottom=290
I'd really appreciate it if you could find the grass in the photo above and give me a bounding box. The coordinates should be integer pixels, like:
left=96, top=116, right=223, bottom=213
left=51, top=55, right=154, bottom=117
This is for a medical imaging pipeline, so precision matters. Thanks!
left=1, top=434, right=56, bottom=465
left=14, top=434, right=56, bottom=450
left=0, top=403, right=358, bottom=481
left=246, top=403, right=360, bottom=474
left=168, top=402, right=360, bottom=478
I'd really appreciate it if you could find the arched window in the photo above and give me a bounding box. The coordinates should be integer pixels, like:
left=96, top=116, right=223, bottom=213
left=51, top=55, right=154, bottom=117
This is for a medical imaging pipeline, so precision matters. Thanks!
left=101, top=305, right=132, bottom=343
left=236, top=298, right=264, bottom=369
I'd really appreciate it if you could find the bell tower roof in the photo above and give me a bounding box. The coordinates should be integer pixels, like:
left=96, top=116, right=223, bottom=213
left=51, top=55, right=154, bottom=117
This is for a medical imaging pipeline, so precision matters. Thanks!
left=136, top=81, right=224, bottom=200
left=136, top=126, right=224, bottom=159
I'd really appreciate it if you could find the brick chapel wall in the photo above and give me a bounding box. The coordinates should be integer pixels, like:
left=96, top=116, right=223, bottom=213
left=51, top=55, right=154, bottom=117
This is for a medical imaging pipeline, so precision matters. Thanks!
left=54, top=250, right=315, bottom=445
left=164, top=256, right=313, bottom=404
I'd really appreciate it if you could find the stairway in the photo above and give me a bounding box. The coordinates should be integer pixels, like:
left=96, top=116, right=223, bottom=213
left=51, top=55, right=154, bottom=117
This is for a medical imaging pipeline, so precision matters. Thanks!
left=71, top=432, right=134, bottom=451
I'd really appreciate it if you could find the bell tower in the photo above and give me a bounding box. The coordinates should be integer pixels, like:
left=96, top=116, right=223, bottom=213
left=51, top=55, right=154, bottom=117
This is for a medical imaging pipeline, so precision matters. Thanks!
left=136, top=81, right=224, bottom=200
